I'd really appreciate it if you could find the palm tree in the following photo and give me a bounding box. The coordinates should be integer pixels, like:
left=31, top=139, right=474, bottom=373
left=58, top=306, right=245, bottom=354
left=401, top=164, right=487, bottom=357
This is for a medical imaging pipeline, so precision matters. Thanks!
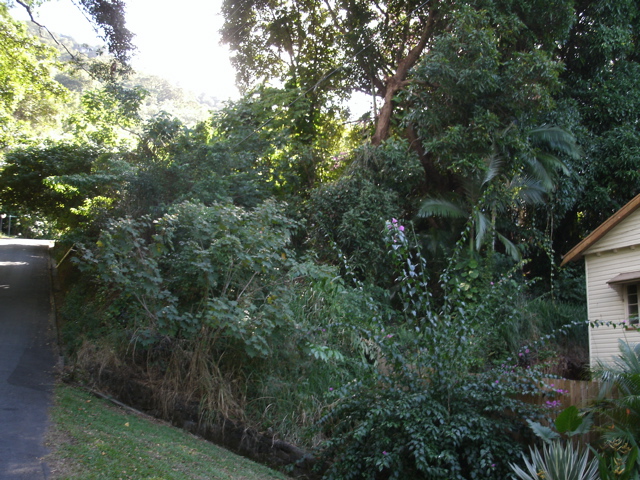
left=596, top=340, right=640, bottom=443
left=417, top=124, right=580, bottom=260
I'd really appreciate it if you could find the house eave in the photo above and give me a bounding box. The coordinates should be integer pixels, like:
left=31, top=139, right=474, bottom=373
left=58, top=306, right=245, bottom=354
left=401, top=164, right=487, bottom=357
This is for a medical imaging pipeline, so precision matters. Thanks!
left=561, top=193, right=640, bottom=267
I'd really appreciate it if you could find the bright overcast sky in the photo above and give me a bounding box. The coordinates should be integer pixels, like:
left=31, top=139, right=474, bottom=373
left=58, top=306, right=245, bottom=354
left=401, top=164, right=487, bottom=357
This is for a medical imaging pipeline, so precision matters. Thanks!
left=11, top=0, right=239, bottom=101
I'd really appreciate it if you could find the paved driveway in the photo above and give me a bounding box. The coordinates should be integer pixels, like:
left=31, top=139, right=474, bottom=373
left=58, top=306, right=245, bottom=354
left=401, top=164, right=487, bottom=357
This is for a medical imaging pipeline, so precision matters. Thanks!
left=0, top=239, right=57, bottom=479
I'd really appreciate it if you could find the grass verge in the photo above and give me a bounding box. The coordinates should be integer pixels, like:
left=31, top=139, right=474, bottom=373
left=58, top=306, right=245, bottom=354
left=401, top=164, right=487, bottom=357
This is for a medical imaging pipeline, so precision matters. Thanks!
left=45, top=383, right=291, bottom=480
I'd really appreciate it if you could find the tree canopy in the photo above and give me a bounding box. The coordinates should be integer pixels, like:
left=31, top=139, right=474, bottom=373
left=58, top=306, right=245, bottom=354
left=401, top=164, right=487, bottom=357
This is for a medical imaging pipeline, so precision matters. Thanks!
left=0, top=2, right=67, bottom=148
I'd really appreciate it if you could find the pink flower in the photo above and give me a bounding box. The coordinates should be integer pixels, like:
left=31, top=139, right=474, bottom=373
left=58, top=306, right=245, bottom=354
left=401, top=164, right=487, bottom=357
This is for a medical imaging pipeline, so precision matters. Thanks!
left=545, top=400, right=561, bottom=409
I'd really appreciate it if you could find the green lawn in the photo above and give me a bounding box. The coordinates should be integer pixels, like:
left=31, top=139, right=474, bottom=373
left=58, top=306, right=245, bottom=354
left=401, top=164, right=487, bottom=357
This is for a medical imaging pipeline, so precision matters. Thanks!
left=46, top=384, right=291, bottom=480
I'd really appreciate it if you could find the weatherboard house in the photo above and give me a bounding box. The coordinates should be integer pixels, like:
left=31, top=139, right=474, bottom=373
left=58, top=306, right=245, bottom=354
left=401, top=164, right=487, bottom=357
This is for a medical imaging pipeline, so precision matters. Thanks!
left=562, top=194, right=640, bottom=366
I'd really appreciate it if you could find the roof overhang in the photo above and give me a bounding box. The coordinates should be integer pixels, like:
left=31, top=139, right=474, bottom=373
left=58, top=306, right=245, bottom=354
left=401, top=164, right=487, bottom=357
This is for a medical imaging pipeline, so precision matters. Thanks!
left=561, top=193, right=640, bottom=266
left=608, top=271, right=640, bottom=285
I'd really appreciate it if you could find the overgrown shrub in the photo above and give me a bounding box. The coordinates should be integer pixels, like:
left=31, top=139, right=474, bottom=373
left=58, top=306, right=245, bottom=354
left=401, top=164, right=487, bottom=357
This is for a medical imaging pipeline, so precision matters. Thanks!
left=75, top=199, right=300, bottom=357
left=67, top=198, right=387, bottom=443
left=306, top=139, right=422, bottom=285
left=315, top=220, right=546, bottom=480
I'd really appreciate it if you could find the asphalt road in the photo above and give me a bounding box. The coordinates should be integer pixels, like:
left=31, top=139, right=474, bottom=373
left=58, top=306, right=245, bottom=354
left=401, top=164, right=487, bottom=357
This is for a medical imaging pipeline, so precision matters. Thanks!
left=0, top=239, right=57, bottom=479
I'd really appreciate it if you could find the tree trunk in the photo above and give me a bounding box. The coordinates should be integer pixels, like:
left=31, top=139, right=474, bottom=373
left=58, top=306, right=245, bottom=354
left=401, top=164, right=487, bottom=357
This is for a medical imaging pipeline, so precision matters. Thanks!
left=371, top=9, right=439, bottom=145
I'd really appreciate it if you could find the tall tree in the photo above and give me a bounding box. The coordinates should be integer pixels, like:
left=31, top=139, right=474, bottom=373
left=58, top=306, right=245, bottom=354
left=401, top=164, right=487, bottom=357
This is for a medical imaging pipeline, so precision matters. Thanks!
left=555, top=0, right=640, bottom=243
left=221, top=1, right=575, bottom=177
left=221, top=0, right=349, bottom=193
left=221, top=0, right=446, bottom=145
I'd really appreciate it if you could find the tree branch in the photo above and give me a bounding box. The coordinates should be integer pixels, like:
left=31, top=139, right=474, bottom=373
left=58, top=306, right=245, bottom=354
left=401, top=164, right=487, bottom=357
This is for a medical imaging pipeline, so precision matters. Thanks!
left=13, top=0, right=93, bottom=73
left=372, top=5, right=440, bottom=145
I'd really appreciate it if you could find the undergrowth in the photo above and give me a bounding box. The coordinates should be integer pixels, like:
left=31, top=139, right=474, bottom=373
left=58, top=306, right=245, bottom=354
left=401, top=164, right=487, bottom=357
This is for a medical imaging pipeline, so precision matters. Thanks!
left=57, top=206, right=590, bottom=479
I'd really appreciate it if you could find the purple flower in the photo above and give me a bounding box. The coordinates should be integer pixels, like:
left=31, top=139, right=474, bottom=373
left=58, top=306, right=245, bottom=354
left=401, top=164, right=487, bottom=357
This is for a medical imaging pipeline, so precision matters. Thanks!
left=329, top=387, right=333, bottom=391
left=391, top=218, right=397, bottom=224
left=545, top=400, right=561, bottom=409
left=386, top=334, right=393, bottom=338
left=495, top=380, right=499, bottom=384
left=398, top=225, right=405, bottom=232
left=383, top=451, right=389, bottom=456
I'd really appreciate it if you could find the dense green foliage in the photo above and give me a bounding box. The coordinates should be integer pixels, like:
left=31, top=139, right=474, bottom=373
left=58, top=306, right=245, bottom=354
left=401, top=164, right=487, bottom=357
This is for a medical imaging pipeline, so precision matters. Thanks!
left=2, top=0, right=640, bottom=478
left=314, top=222, right=547, bottom=479
left=0, top=2, right=67, bottom=147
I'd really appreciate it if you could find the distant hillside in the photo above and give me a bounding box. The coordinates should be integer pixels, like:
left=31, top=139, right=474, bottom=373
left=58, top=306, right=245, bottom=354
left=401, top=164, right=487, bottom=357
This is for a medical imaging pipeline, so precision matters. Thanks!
left=28, top=22, right=223, bottom=126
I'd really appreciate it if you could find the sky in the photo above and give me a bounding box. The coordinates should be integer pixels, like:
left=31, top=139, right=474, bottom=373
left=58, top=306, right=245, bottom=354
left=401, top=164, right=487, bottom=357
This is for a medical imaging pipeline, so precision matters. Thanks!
left=11, top=0, right=240, bottom=101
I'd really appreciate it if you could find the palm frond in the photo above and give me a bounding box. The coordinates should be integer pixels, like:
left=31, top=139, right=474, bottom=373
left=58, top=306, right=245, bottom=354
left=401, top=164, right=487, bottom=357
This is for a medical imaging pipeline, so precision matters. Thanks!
left=474, top=209, right=490, bottom=251
left=417, top=198, right=469, bottom=219
left=522, top=153, right=557, bottom=191
left=482, top=152, right=504, bottom=187
left=496, top=232, right=522, bottom=261
left=508, top=175, right=548, bottom=205
left=529, top=125, right=582, bottom=160
left=613, top=341, right=640, bottom=375
left=460, top=176, right=484, bottom=205
left=534, top=151, right=571, bottom=176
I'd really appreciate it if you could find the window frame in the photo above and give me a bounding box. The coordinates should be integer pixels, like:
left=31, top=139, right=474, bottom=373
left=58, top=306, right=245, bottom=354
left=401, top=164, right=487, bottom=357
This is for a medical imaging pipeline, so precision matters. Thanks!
left=626, top=283, right=640, bottom=327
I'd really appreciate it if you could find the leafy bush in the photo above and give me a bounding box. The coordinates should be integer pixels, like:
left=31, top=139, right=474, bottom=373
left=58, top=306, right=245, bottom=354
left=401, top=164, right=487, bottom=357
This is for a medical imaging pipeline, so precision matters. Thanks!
left=306, top=139, right=422, bottom=285
left=0, top=142, right=113, bottom=234
left=75, top=199, right=300, bottom=358
left=244, top=262, right=381, bottom=445
left=67, top=196, right=389, bottom=444
left=319, top=365, right=535, bottom=480
left=315, top=220, right=545, bottom=480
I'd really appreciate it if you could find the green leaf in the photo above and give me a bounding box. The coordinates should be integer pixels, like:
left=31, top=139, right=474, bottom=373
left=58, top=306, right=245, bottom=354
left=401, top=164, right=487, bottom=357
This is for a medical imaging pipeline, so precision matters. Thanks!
left=554, top=406, right=583, bottom=434
left=527, top=419, right=560, bottom=444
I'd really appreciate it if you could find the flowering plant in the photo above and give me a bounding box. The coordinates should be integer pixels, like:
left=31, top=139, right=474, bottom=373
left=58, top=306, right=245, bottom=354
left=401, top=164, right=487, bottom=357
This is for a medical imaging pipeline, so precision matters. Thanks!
left=317, top=220, right=547, bottom=480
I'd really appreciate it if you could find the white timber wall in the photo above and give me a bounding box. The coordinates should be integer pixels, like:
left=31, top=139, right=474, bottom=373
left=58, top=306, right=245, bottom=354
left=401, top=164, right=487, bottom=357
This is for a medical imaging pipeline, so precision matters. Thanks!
left=587, top=209, right=640, bottom=253
left=584, top=209, right=640, bottom=366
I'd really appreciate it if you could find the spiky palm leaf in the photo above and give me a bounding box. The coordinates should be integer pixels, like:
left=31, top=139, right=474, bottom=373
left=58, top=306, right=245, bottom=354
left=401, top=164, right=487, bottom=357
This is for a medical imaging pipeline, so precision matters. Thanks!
left=473, top=207, right=490, bottom=251
left=511, top=441, right=599, bottom=480
left=418, top=125, right=578, bottom=260
left=524, top=125, right=578, bottom=190
left=482, top=151, right=504, bottom=187
left=596, top=341, right=640, bottom=442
